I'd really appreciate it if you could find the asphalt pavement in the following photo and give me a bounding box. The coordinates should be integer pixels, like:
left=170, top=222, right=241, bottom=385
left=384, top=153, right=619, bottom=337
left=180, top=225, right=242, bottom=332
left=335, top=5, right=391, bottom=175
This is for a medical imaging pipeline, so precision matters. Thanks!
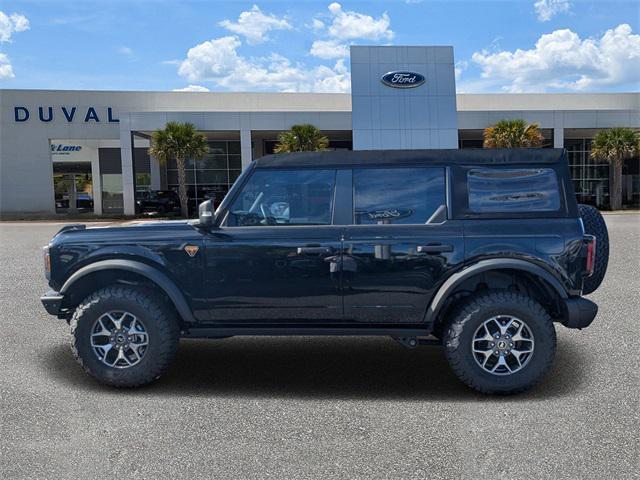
left=0, top=216, right=638, bottom=479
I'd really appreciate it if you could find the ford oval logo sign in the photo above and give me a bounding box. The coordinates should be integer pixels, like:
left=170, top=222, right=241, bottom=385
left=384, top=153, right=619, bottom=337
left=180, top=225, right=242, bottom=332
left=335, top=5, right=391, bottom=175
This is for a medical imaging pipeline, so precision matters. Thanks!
left=381, top=71, right=425, bottom=89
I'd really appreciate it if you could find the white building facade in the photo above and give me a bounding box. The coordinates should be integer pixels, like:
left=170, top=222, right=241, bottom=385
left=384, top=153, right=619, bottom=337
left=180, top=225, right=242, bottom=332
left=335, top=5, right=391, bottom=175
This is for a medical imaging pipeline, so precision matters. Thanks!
left=1, top=46, right=638, bottom=216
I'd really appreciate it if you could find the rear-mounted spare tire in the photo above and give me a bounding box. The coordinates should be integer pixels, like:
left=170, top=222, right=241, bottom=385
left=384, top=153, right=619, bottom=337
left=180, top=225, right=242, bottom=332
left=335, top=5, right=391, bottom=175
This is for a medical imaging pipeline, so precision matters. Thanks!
left=578, top=204, right=609, bottom=294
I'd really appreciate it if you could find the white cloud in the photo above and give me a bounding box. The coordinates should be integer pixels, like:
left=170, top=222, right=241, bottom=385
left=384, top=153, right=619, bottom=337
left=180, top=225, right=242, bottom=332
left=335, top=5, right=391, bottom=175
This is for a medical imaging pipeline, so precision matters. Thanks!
left=324, top=3, right=393, bottom=41
left=311, top=59, right=350, bottom=93
left=219, top=5, right=291, bottom=45
left=177, top=3, right=396, bottom=92
left=0, top=52, right=14, bottom=79
left=178, top=36, right=243, bottom=82
left=534, top=0, right=571, bottom=22
left=0, top=11, right=29, bottom=43
left=308, top=3, right=393, bottom=60
left=173, top=85, right=210, bottom=92
left=310, top=39, right=349, bottom=60
left=177, top=35, right=350, bottom=93
left=454, top=60, right=468, bottom=81
left=471, top=24, right=640, bottom=92
left=311, top=18, right=325, bottom=31
left=0, top=12, right=28, bottom=79
left=118, top=46, right=133, bottom=56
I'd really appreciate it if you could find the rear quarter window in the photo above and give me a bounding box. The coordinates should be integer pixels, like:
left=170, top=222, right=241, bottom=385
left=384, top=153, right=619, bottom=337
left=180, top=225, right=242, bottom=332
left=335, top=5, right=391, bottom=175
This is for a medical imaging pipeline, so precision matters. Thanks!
left=467, top=168, right=561, bottom=213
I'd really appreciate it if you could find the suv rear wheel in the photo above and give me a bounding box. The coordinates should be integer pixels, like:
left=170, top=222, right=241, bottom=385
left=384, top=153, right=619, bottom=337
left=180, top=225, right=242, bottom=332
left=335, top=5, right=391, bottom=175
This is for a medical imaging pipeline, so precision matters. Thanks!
left=70, top=286, right=180, bottom=387
left=443, top=290, right=556, bottom=394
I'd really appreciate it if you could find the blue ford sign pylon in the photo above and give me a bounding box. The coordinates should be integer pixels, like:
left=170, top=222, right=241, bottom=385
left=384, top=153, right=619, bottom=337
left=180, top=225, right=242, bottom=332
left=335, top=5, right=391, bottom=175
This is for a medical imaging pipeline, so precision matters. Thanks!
left=381, top=71, right=426, bottom=89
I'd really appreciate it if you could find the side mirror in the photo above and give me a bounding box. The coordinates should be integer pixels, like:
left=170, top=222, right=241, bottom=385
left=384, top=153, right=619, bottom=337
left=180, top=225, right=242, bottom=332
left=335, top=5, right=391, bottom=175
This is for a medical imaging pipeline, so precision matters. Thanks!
left=198, top=199, right=215, bottom=227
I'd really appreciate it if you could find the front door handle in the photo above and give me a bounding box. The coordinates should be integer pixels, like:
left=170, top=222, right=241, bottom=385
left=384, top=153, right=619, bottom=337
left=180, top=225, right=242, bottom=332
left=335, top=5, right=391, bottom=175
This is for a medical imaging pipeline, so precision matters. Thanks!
left=417, top=244, right=454, bottom=254
left=297, top=246, right=334, bottom=255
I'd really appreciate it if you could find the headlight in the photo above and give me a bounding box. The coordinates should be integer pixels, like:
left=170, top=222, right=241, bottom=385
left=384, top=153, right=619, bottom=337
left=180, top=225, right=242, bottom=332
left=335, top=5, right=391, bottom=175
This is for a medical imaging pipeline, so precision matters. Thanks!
left=43, top=246, right=51, bottom=280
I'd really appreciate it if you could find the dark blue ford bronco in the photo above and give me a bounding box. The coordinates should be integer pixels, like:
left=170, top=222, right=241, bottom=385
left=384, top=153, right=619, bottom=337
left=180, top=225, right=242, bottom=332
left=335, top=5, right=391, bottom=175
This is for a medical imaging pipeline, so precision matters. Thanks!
left=41, top=149, right=609, bottom=394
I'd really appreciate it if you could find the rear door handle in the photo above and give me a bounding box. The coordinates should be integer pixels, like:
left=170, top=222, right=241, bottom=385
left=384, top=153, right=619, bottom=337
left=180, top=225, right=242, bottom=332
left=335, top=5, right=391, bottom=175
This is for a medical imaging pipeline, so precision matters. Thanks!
left=417, top=244, right=454, bottom=254
left=297, top=246, right=334, bottom=255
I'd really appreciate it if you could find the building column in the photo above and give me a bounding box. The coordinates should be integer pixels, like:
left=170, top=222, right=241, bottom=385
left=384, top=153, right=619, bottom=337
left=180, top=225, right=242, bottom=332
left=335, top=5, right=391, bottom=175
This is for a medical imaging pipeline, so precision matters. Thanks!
left=240, top=129, right=252, bottom=169
left=91, top=151, right=103, bottom=215
left=554, top=127, right=564, bottom=149
left=150, top=155, right=161, bottom=190
left=119, top=117, right=136, bottom=215
left=68, top=176, right=77, bottom=214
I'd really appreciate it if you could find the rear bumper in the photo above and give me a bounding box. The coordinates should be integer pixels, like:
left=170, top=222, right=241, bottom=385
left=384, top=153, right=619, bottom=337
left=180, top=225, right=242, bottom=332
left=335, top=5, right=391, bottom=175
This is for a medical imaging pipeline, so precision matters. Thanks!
left=41, top=290, right=64, bottom=316
left=562, top=297, right=598, bottom=329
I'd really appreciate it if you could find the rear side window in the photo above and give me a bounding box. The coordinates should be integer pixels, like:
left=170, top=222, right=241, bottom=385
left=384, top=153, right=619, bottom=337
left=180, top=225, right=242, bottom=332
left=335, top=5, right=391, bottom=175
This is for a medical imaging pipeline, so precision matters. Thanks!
left=226, top=169, right=336, bottom=226
left=353, top=167, right=445, bottom=224
left=467, top=168, right=560, bottom=213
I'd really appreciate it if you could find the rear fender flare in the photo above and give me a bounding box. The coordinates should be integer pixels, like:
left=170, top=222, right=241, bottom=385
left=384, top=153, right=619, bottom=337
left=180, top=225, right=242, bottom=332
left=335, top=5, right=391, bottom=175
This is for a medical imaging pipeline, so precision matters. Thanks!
left=425, top=258, right=568, bottom=324
left=60, top=259, right=196, bottom=324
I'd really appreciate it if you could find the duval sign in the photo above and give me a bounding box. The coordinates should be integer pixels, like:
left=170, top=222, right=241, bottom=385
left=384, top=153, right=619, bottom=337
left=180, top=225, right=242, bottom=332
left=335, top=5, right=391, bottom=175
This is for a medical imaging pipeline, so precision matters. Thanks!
left=14, top=106, right=119, bottom=123
left=381, top=71, right=426, bottom=89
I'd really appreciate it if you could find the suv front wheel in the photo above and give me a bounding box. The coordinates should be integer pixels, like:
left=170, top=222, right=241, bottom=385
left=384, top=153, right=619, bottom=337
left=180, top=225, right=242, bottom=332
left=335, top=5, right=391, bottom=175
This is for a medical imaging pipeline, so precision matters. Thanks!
left=443, top=290, right=556, bottom=394
left=70, top=286, right=180, bottom=387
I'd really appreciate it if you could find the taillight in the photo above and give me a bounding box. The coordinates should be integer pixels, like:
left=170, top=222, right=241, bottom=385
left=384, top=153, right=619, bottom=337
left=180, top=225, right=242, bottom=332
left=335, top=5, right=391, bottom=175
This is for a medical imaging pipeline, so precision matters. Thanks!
left=585, top=237, right=596, bottom=277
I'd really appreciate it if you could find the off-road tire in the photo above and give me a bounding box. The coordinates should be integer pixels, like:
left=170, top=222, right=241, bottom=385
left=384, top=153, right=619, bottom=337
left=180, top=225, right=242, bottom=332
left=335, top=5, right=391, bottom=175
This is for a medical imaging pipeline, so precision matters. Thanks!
left=578, top=204, right=609, bottom=294
left=443, top=290, right=556, bottom=395
left=70, top=286, right=180, bottom=387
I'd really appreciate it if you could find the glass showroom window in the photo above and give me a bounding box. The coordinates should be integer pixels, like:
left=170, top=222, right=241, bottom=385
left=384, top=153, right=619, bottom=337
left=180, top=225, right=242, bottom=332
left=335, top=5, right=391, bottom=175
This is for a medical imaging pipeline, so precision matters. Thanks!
left=102, top=174, right=124, bottom=214
left=166, top=141, right=242, bottom=212
left=134, top=148, right=152, bottom=192
left=136, top=173, right=151, bottom=191
left=565, top=138, right=610, bottom=209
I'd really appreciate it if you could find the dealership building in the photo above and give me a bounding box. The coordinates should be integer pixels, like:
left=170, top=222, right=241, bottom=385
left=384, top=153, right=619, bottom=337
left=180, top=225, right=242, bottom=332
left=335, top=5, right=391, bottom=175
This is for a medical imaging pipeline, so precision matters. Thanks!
left=1, top=45, right=638, bottom=216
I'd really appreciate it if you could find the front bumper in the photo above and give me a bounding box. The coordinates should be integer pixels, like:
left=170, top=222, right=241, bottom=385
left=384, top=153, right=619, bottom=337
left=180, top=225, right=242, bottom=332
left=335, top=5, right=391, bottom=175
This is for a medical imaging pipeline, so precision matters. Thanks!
left=41, top=290, right=64, bottom=316
left=562, top=297, right=598, bottom=329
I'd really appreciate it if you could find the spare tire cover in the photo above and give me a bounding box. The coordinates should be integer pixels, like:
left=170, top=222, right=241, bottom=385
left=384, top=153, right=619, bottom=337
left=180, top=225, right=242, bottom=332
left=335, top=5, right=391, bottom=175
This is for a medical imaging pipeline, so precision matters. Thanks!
left=578, top=204, right=609, bottom=294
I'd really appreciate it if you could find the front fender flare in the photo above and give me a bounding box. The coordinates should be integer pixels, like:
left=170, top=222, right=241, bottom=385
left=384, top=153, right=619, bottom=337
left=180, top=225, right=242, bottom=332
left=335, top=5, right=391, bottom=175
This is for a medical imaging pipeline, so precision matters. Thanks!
left=425, top=258, right=568, bottom=324
left=60, top=259, right=196, bottom=324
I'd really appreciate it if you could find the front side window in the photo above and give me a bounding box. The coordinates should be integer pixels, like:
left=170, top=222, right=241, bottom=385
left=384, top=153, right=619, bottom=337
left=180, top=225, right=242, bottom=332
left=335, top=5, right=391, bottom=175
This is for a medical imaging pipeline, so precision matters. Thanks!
left=226, top=169, right=336, bottom=227
left=468, top=168, right=560, bottom=213
left=353, top=167, right=446, bottom=224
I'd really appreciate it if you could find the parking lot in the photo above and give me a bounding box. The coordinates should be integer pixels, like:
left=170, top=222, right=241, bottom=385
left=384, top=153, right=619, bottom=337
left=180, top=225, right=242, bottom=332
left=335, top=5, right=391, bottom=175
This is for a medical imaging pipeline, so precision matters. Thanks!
left=1, top=215, right=638, bottom=479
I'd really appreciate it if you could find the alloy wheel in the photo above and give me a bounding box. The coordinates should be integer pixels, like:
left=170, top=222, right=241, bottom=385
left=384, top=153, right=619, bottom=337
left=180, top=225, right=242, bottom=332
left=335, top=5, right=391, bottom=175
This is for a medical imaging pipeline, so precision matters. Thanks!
left=90, top=311, right=149, bottom=368
left=471, top=315, right=535, bottom=375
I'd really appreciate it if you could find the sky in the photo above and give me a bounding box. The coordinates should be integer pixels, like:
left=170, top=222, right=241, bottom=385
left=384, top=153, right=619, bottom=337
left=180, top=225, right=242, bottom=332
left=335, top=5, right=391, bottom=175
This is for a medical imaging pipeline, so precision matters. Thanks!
left=0, top=0, right=638, bottom=93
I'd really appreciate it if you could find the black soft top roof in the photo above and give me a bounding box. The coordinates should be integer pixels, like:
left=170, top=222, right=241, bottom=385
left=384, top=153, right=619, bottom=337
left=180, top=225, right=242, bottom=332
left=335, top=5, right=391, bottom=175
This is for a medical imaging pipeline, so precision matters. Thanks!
left=255, top=148, right=566, bottom=168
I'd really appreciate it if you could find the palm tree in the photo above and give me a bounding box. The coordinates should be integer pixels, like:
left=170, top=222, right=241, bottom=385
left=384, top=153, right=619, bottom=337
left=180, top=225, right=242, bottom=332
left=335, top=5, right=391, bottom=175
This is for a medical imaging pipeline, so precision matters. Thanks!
left=590, top=127, right=640, bottom=210
left=274, top=124, right=329, bottom=153
left=148, top=122, right=209, bottom=218
left=483, top=119, right=545, bottom=148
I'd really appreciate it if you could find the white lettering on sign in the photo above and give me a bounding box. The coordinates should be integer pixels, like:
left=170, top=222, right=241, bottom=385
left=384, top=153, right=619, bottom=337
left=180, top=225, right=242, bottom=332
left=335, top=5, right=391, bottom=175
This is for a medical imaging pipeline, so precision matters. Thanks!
left=381, top=71, right=426, bottom=89
left=392, top=73, right=417, bottom=84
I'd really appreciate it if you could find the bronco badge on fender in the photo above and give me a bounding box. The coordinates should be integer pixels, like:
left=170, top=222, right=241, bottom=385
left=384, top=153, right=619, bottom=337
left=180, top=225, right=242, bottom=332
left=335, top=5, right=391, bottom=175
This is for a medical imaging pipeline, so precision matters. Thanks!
left=184, top=245, right=199, bottom=257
